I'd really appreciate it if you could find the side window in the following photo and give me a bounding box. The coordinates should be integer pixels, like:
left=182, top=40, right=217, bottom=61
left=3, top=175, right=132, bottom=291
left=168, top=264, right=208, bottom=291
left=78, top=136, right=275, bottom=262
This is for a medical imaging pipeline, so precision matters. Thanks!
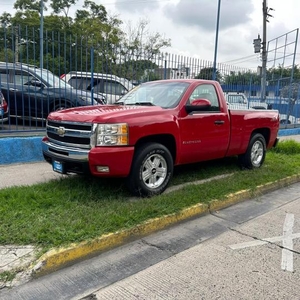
left=0, top=69, right=9, bottom=84
left=92, top=79, right=104, bottom=94
left=12, top=70, right=34, bottom=86
left=103, top=80, right=125, bottom=95
left=68, top=77, right=83, bottom=89
left=188, top=84, right=220, bottom=111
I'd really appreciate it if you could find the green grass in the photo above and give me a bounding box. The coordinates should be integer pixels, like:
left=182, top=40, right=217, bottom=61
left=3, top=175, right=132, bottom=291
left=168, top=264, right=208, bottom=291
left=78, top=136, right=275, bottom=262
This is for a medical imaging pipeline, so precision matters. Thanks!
left=1, top=140, right=300, bottom=251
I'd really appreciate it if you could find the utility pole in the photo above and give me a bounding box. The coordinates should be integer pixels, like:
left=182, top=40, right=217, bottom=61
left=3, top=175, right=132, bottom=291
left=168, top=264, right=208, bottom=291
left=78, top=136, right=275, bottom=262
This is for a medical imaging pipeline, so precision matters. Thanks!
left=212, top=0, right=221, bottom=81
left=261, top=0, right=267, bottom=102
left=40, top=0, right=44, bottom=69
left=261, top=0, right=273, bottom=102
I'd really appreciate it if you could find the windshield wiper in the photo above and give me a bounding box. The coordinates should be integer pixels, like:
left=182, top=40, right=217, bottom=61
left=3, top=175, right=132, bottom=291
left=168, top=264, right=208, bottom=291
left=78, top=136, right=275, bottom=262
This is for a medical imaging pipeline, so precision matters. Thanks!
left=116, top=101, right=155, bottom=106
left=133, top=102, right=155, bottom=106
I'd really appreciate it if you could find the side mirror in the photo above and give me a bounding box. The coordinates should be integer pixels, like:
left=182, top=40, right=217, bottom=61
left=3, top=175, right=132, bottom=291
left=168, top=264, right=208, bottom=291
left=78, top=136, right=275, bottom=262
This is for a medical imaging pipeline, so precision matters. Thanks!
left=27, top=79, right=44, bottom=88
left=185, top=98, right=211, bottom=113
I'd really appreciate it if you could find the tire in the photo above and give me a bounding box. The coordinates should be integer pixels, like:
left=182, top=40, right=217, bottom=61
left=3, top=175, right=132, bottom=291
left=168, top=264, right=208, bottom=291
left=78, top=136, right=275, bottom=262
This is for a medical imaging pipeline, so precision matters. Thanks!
left=126, top=143, right=173, bottom=197
left=52, top=100, right=71, bottom=112
left=238, top=133, right=266, bottom=169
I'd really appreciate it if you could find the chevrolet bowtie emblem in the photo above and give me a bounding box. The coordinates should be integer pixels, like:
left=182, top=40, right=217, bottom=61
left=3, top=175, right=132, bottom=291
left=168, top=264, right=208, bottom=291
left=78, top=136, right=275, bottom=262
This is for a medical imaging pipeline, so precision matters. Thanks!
left=57, top=126, right=66, bottom=136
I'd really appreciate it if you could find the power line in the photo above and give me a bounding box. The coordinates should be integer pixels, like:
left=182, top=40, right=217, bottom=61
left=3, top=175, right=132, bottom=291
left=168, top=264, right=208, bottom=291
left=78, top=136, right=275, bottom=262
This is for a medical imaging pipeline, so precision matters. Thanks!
left=221, top=54, right=259, bottom=64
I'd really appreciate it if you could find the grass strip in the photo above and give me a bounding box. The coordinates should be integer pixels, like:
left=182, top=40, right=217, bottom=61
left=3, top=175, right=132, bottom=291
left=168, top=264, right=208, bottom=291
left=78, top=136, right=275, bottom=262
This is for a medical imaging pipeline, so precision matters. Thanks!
left=0, top=140, right=300, bottom=251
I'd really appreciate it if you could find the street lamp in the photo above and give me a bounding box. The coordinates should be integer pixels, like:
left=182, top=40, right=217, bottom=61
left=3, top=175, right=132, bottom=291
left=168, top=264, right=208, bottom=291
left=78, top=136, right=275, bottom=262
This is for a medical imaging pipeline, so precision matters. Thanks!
left=213, top=0, right=221, bottom=81
left=15, top=41, right=37, bottom=63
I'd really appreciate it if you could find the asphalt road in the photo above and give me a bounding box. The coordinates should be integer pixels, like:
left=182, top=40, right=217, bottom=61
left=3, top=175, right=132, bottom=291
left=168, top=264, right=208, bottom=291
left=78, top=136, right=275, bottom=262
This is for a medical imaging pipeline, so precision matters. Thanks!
left=1, top=182, right=300, bottom=300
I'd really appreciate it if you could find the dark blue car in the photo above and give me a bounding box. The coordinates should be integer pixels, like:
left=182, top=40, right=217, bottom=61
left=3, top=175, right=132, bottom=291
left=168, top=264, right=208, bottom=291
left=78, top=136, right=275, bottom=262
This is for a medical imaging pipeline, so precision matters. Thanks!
left=0, top=62, right=105, bottom=121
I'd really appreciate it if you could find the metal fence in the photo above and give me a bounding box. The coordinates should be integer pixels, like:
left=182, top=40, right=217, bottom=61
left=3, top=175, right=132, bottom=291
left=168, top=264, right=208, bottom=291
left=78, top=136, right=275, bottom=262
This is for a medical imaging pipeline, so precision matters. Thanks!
left=0, top=25, right=299, bottom=134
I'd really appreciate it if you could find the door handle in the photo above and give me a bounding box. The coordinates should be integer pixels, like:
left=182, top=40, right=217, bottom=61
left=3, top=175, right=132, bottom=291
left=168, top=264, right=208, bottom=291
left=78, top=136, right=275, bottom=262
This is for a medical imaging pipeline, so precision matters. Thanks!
left=214, top=120, right=225, bottom=125
left=9, top=88, right=18, bottom=92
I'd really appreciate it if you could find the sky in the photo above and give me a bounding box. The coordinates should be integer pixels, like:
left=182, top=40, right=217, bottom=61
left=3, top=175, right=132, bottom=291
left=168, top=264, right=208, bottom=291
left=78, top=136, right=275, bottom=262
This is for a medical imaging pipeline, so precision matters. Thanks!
left=1, top=0, right=300, bottom=71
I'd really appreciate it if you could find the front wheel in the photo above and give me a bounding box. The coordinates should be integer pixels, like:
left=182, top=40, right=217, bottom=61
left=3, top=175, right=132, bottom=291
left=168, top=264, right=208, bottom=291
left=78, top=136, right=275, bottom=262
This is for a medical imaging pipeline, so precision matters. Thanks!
left=238, top=133, right=266, bottom=169
left=126, top=143, right=173, bottom=197
left=51, top=100, right=72, bottom=113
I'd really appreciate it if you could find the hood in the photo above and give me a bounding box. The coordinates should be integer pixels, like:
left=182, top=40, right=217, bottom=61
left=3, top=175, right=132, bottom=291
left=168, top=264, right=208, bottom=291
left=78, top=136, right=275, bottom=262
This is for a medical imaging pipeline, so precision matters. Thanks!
left=46, top=86, right=91, bottom=98
left=45, top=87, right=104, bottom=104
left=48, top=104, right=164, bottom=123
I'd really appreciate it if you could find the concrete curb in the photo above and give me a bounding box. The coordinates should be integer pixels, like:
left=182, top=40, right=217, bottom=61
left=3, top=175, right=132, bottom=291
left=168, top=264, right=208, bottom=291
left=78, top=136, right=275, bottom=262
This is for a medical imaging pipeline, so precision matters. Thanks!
left=0, top=136, right=43, bottom=164
left=32, top=173, right=300, bottom=277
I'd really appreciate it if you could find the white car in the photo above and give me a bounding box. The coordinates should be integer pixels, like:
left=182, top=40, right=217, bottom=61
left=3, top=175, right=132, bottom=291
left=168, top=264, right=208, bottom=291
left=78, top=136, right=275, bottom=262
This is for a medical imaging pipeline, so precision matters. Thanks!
left=61, top=72, right=134, bottom=104
left=279, top=114, right=300, bottom=124
left=225, top=93, right=269, bottom=110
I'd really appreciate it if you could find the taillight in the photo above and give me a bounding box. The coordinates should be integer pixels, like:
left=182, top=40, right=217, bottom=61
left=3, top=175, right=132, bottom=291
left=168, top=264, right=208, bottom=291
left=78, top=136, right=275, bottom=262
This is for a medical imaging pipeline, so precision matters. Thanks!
left=2, top=99, right=8, bottom=112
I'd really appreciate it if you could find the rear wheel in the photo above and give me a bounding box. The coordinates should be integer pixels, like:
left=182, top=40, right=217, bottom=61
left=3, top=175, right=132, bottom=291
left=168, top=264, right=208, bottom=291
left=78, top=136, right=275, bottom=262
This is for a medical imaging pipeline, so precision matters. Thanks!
left=238, top=133, right=266, bottom=169
left=126, top=143, right=173, bottom=197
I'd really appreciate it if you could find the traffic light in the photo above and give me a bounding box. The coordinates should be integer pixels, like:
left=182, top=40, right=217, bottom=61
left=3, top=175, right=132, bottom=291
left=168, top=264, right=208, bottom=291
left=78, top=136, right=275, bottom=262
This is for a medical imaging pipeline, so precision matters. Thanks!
left=253, top=35, right=261, bottom=53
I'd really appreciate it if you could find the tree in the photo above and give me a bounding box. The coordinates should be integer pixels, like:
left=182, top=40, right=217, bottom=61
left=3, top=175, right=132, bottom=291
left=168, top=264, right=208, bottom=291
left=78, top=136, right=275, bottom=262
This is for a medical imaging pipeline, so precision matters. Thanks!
left=280, top=82, right=300, bottom=100
left=120, top=19, right=171, bottom=62
left=267, top=65, right=300, bottom=81
left=109, top=19, right=171, bottom=81
left=280, top=81, right=300, bottom=124
left=223, top=70, right=260, bottom=85
left=50, top=0, right=77, bottom=18
left=195, top=67, right=222, bottom=82
left=0, top=0, right=173, bottom=79
left=13, top=0, right=47, bottom=12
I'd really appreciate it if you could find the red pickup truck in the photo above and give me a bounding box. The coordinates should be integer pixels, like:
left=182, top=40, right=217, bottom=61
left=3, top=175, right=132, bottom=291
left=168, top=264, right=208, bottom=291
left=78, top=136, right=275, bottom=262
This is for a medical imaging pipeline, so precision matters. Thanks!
left=42, top=79, right=279, bottom=197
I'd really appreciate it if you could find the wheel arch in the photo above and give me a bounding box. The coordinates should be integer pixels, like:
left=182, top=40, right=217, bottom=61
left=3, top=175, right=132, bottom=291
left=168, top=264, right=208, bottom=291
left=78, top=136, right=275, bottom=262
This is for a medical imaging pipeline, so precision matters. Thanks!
left=250, top=127, right=270, bottom=146
left=134, top=134, right=177, bottom=163
left=51, top=98, right=73, bottom=111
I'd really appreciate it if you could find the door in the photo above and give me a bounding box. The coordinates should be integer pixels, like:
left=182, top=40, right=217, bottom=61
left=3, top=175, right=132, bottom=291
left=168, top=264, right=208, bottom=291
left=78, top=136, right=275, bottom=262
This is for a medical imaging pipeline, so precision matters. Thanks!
left=178, top=83, right=231, bottom=164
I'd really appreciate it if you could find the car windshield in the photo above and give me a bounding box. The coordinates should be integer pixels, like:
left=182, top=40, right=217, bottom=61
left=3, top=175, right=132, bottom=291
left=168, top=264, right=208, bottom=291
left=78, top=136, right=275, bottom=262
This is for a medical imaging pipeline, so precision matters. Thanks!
left=118, top=81, right=189, bottom=108
left=32, top=68, right=73, bottom=88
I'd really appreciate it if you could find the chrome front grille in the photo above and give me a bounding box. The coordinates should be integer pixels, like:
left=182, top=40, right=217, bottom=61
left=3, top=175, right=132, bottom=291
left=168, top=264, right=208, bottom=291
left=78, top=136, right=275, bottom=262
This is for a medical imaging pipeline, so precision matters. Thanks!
left=47, top=120, right=93, bottom=149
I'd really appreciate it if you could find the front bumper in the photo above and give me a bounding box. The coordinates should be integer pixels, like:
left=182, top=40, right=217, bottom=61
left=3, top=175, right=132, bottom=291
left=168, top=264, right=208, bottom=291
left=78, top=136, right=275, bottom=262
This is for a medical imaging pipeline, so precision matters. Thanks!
left=42, top=138, right=135, bottom=177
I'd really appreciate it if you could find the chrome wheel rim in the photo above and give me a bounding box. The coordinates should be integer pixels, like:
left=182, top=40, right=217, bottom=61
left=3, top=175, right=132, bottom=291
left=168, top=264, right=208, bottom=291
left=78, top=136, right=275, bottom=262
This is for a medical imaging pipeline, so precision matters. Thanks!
left=251, top=140, right=264, bottom=167
left=142, top=154, right=167, bottom=189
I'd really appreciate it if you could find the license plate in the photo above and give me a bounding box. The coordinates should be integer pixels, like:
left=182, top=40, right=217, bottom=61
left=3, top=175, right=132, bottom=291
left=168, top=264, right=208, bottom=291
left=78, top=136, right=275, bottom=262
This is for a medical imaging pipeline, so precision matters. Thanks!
left=53, top=160, right=64, bottom=173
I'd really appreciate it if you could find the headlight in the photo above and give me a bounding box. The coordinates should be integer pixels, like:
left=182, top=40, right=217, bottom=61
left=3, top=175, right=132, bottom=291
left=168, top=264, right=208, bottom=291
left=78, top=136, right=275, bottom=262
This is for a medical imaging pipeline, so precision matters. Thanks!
left=92, top=123, right=128, bottom=146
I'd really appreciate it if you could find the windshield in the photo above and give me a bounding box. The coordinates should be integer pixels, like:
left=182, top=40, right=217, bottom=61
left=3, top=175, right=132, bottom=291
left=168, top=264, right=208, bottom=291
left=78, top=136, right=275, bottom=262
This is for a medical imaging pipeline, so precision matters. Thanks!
left=118, top=81, right=189, bottom=108
left=31, top=68, right=73, bottom=88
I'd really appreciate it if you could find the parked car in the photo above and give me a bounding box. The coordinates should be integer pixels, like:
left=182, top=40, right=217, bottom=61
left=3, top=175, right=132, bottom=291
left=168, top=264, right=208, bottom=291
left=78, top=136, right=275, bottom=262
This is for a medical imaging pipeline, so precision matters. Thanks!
left=0, top=62, right=105, bottom=121
left=0, top=90, right=8, bottom=124
left=225, top=92, right=269, bottom=110
left=279, top=114, right=300, bottom=124
left=60, top=71, right=134, bottom=104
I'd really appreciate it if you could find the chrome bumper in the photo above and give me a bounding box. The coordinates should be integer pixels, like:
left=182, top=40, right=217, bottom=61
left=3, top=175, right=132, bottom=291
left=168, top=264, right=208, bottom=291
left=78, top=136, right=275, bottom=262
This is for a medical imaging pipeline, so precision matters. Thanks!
left=42, top=139, right=90, bottom=161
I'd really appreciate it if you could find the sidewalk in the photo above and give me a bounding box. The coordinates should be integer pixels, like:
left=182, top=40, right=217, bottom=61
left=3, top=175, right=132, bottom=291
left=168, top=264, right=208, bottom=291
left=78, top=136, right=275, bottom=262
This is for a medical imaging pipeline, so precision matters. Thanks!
left=1, top=134, right=300, bottom=290
left=279, top=134, right=300, bottom=142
